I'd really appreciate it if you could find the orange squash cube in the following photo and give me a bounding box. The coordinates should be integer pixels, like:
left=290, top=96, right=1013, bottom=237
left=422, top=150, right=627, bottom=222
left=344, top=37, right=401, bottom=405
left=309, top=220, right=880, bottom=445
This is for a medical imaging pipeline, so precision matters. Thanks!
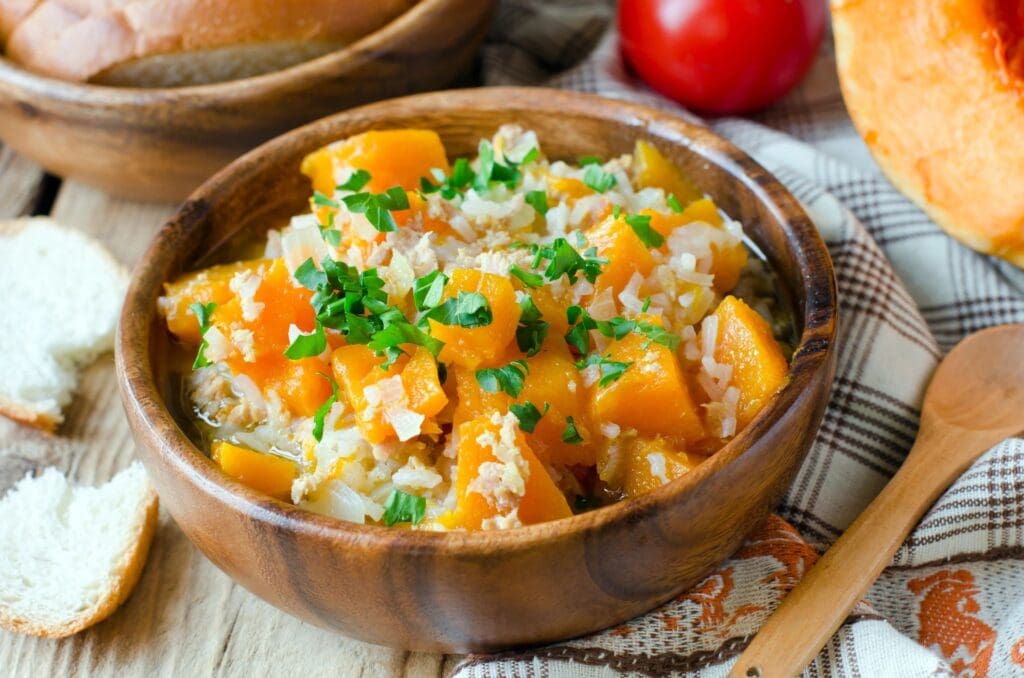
left=519, top=342, right=594, bottom=467
left=439, top=414, right=572, bottom=530
left=587, top=214, right=656, bottom=296
left=591, top=330, right=705, bottom=442
left=300, top=129, right=450, bottom=195
left=331, top=344, right=406, bottom=443
left=159, top=259, right=267, bottom=344
left=679, top=197, right=724, bottom=228
left=212, top=441, right=298, bottom=501
left=598, top=436, right=703, bottom=498
left=401, top=347, right=448, bottom=417
left=633, top=140, right=703, bottom=206
left=709, top=296, right=789, bottom=429
left=429, top=269, right=520, bottom=369
left=451, top=365, right=510, bottom=429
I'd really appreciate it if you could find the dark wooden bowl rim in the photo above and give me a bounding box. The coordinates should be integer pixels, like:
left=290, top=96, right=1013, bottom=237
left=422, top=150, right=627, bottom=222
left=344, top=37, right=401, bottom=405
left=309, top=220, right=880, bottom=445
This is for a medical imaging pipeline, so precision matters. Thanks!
left=119, top=87, right=837, bottom=558
left=0, top=0, right=454, bottom=105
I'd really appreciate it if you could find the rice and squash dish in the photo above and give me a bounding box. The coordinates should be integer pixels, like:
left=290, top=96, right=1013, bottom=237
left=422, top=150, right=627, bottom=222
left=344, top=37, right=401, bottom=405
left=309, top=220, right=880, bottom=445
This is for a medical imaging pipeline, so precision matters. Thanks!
left=158, top=126, right=792, bottom=531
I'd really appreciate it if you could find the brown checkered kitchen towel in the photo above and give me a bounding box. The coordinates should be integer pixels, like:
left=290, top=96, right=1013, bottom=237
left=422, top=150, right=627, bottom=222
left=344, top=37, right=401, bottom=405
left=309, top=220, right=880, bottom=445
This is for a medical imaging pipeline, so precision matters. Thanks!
left=452, top=2, right=1024, bottom=676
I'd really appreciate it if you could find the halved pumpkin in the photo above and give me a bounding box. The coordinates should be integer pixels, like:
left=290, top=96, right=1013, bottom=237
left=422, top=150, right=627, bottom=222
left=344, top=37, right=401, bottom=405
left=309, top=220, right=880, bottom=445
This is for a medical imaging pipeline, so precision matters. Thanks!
left=832, top=0, right=1024, bottom=267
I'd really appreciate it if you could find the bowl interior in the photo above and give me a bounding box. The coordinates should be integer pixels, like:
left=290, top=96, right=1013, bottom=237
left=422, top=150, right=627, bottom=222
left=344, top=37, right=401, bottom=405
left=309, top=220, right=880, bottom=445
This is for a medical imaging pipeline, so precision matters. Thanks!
left=126, top=87, right=835, bottom=549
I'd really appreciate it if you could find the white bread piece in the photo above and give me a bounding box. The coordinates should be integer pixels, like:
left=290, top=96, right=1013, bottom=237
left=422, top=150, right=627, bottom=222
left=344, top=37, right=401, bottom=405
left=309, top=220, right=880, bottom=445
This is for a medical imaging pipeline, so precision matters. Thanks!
left=3, top=0, right=418, bottom=86
left=0, top=462, right=159, bottom=638
left=0, top=218, right=127, bottom=431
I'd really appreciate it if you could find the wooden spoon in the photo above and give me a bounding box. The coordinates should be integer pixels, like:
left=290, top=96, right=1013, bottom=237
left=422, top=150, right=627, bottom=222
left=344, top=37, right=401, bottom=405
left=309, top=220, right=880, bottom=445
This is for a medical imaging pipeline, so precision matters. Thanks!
left=730, top=324, right=1024, bottom=678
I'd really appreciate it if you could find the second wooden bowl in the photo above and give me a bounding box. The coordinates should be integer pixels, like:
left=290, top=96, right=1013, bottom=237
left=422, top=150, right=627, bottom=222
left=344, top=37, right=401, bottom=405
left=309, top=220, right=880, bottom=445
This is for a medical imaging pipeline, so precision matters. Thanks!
left=117, top=88, right=837, bottom=652
left=0, top=0, right=494, bottom=202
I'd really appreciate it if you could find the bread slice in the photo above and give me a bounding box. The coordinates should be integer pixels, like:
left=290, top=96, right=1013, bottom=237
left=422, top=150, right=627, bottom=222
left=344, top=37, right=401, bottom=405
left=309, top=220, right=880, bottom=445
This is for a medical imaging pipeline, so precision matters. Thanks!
left=0, top=218, right=127, bottom=431
left=3, top=0, right=417, bottom=86
left=0, top=462, right=158, bottom=638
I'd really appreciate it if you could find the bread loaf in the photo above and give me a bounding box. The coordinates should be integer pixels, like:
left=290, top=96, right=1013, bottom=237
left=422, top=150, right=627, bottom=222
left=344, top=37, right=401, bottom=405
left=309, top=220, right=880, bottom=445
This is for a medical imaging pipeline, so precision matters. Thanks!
left=2, top=0, right=418, bottom=87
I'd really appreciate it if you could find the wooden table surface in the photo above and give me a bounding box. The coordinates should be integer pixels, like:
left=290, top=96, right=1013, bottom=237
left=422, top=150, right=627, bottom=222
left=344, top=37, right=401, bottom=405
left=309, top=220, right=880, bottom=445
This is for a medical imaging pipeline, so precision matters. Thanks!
left=0, top=147, right=456, bottom=677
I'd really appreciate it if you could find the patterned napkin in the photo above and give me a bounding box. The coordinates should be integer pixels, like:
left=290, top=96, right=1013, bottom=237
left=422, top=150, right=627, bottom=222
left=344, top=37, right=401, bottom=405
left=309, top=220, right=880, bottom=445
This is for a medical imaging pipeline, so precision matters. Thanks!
left=452, top=2, right=1024, bottom=676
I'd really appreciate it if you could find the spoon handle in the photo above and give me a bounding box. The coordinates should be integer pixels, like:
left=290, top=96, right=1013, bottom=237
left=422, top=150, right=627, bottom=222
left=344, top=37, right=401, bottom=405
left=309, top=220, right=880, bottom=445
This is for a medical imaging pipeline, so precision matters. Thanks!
left=729, top=427, right=969, bottom=678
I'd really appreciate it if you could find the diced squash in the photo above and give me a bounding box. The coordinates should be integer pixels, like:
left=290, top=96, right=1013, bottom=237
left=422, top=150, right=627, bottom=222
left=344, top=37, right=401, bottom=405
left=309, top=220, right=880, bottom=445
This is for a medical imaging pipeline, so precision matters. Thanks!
left=429, top=270, right=520, bottom=369
left=598, top=436, right=703, bottom=498
left=709, top=296, right=789, bottom=429
left=633, top=140, right=703, bottom=206
left=300, top=129, right=450, bottom=196
left=519, top=341, right=594, bottom=466
left=439, top=415, right=571, bottom=530
left=525, top=285, right=570, bottom=336
left=592, top=327, right=705, bottom=442
left=710, top=240, right=748, bottom=294
left=679, top=197, right=724, bottom=228
left=277, top=359, right=335, bottom=419
left=401, top=347, right=448, bottom=417
left=587, top=214, right=656, bottom=296
left=393, top=191, right=454, bottom=237
left=451, top=365, right=510, bottom=429
left=548, top=176, right=593, bottom=200
left=331, top=344, right=406, bottom=444
left=212, top=441, right=297, bottom=501
left=159, top=259, right=267, bottom=344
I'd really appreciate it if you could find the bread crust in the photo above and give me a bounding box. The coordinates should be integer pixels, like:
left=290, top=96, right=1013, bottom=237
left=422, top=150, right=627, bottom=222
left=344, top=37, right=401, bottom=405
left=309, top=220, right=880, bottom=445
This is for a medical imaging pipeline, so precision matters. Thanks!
left=0, top=478, right=159, bottom=638
left=4, top=0, right=418, bottom=84
left=832, top=0, right=1024, bottom=268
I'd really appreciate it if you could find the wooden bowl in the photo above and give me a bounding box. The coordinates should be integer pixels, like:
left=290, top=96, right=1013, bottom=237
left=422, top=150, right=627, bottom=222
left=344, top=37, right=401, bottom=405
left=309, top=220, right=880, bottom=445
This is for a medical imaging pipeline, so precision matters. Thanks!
left=117, top=88, right=837, bottom=652
left=0, top=0, right=494, bottom=203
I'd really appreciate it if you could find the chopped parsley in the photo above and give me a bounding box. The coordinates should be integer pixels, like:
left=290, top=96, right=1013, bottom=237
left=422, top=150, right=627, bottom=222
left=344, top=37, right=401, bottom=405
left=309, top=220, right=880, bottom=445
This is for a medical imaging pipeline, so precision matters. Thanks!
left=367, top=308, right=443, bottom=368
left=624, top=213, right=665, bottom=248
left=284, top=321, right=327, bottom=359
left=189, top=301, right=217, bottom=369
left=612, top=204, right=622, bottom=219
left=510, top=401, right=549, bottom=433
left=525, top=189, right=549, bottom=215
left=562, top=416, right=584, bottom=444
left=383, top=489, right=426, bottom=526
left=341, top=186, right=409, bottom=232
left=425, top=291, right=493, bottom=328
left=475, top=359, right=529, bottom=398
left=515, top=294, right=549, bottom=356
left=576, top=352, right=633, bottom=387
left=420, top=158, right=475, bottom=200
left=509, top=265, right=543, bottom=289
left=636, top=319, right=681, bottom=350
left=578, top=155, right=602, bottom=166
left=564, top=306, right=681, bottom=355
left=521, top=238, right=607, bottom=285
left=666, top=193, right=684, bottom=213
left=413, top=270, right=448, bottom=312
left=337, top=169, right=371, bottom=192
left=312, top=191, right=339, bottom=209
left=583, top=164, right=617, bottom=193
left=473, top=140, right=522, bottom=191
left=312, top=373, right=340, bottom=442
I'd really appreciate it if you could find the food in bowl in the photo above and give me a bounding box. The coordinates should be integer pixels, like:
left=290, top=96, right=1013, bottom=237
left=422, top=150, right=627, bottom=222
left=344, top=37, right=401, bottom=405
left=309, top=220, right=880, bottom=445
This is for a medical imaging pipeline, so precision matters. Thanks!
left=1, top=0, right=416, bottom=86
left=157, top=126, right=792, bottom=531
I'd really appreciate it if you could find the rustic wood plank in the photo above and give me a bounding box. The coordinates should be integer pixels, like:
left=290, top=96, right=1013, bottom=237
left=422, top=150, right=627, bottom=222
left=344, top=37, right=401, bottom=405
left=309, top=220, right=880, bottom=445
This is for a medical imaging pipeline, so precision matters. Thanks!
left=0, top=144, right=45, bottom=217
left=0, top=178, right=449, bottom=677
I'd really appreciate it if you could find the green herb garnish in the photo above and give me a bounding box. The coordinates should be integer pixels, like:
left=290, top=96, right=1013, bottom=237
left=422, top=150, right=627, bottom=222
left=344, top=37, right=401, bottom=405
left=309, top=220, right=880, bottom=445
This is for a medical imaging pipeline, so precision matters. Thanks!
left=337, top=169, right=372, bottom=192
left=313, top=191, right=339, bottom=209
left=562, top=416, right=584, bottom=444
left=510, top=265, right=544, bottom=289
left=342, top=186, right=409, bottom=233
left=510, top=401, right=549, bottom=433
left=515, top=294, right=549, bottom=357
left=666, top=193, right=684, bottom=213
left=625, top=213, right=665, bottom=248
left=312, top=373, right=340, bottom=442
left=413, top=270, right=449, bottom=312
left=523, top=238, right=607, bottom=285
left=426, top=291, right=493, bottom=328
left=476, top=359, right=529, bottom=398
left=576, top=352, right=633, bottom=387
left=525, top=190, right=549, bottom=215
left=420, top=158, right=475, bottom=200
left=189, top=301, right=217, bottom=369
left=284, top=321, right=327, bottom=359
left=383, top=489, right=426, bottom=526
left=578, top=155, right=602, bottom=166
left=583, top=164, right=617, bottom=193
left=473, top=140, right=522, bottom=191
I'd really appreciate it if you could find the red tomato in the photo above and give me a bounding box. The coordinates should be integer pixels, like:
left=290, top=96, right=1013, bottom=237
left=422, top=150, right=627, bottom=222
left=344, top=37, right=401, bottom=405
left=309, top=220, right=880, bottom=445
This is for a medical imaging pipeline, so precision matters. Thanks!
left=618, top=0, right=827, bottom=115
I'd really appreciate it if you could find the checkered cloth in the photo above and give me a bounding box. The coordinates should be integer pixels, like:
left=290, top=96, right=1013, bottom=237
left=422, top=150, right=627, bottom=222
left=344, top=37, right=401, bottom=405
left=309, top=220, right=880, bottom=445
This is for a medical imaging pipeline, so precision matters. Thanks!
left=452, top=2, right=1024, bottom=676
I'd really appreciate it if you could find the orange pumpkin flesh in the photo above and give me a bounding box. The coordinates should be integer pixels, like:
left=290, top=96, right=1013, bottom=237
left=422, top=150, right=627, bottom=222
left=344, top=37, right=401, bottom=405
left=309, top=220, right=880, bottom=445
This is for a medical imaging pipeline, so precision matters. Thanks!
left=832, top=0, right=1024, bottom=267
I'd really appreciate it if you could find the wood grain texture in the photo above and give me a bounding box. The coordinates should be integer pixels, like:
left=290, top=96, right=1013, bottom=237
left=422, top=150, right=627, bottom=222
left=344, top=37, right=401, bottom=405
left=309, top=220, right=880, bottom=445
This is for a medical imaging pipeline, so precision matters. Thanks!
left=0, top=172, right=448, bottom=676
left=731, top=324, right=1024, bottom=678
left=116, top=88, right=839, bottom=653
left=0, top=0, right=495, bottom=202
